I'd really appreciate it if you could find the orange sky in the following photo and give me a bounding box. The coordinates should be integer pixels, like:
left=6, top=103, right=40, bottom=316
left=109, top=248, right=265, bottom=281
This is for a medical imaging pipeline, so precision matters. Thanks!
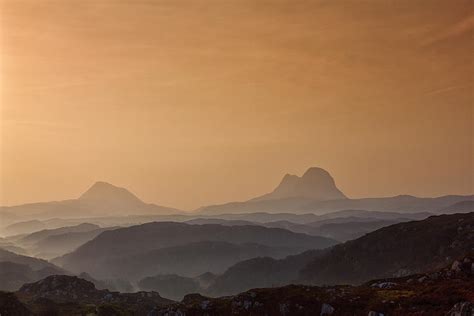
left=1, top=0, right=473, bottom=210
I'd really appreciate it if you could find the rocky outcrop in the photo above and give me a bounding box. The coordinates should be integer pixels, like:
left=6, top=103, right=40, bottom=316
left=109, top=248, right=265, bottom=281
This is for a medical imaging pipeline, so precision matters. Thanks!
left=19, top=275, right=171, bottom=304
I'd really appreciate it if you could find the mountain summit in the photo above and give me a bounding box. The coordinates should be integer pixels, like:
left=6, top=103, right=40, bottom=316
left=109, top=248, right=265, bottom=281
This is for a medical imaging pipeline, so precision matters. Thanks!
left=79, top=181, right=144, bottom=206
left=253, top=167, right=347, bottom=201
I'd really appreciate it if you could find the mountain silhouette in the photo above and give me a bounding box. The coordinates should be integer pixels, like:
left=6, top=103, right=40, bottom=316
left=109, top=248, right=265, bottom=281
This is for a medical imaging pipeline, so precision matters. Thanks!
left=198, top=166, right=473, bottom=214
left=79, top=182, right=144, bottom=206
left=0, top=181, right=181, bottom=221
left=253, top=167, right=347, bottom=201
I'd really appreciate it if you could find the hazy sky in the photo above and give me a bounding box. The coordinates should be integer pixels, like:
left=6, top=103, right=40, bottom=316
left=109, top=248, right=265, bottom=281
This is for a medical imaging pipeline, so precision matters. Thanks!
left=1, top=0, right=473, bottom=210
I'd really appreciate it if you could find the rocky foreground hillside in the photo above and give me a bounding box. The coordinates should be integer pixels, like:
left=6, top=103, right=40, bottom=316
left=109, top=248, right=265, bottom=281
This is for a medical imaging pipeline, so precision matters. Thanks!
left=0, top=255, right=473, bottom=315
left=1, top=275, right=172, bottom=316
left=155, top=255, right=474, bottom=316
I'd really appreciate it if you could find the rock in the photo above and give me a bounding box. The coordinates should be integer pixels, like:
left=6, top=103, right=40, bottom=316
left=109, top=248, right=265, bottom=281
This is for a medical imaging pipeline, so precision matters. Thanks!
left=447, top=301, right=473, bottom=316
left=279, top=303, right=290, bottom=315
left=452, top=261, right=462, bottom=272
left=321, top=303, right=335, bottom=315
left=371, top=282, right=397, bottom=289
left=368, top=312, right=385, bottom=316
left=243, top=300, right=252, bottom=310
left=200, top=300, right=210, bottom=310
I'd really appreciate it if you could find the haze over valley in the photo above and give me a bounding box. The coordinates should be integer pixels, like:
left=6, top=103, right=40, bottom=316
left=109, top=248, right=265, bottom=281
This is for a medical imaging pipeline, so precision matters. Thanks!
left=0, top=0, right=472, bottom=314
left=0, top=167, right=472, bottom=307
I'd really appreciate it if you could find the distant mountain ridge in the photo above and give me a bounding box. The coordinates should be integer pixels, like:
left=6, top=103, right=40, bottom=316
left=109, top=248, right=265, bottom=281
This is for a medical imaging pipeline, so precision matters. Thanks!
left=1, top=168, right=473, bottom=227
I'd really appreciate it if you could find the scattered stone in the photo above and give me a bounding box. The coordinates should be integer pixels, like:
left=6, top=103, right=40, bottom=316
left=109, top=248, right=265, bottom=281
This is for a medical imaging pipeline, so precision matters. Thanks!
left=199, top=300, right=210, bottom=310
left=371, top=282, right=397, bottom=289
left=447, top=301, right=473, bottom=316
left=452, top=261, right=462, bottom=272
left=279, top=303, right=290, bottom=315
left=321, top=303, right=335, bottom=315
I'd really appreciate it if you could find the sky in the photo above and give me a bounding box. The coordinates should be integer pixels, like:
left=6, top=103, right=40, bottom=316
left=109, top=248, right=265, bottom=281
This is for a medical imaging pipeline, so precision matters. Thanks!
left=0, top=0, right=473, bottom=210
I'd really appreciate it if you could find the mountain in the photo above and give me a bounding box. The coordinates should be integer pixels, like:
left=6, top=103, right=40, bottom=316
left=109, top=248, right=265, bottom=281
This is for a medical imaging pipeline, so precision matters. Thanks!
left=0, top=238, right=28, bottom=256
left=0, top=249, right=61, bottom=271
left=0, top=249, right=66, bottom=291
left=307, top=209, right=432, bottom=223
left=185, top=218, right=257, bottom=226
left=154, top=255, right=474, bottom=315
left=441, top=200, right=474, bottom=213
left=204, top=212, right=474, bottom=296
left=252, top=167, right=347, bottom=201
left=200, top=212, right=323, bottom=224
left=193, top=210, right=430, bottom=225
left=197, top=167, right=473, bottom=215
left=32, top=227, right=118, bottom=260
left=18, top=223, right=100, bottom=246
left=185, top=217, right=406, bottom=242
left=7, top=223, right=117, bottom=259
left=2, top=220, right=46, bottom=237
left=200, top=193, right=473, bottom=215
left=79, top=181, right=144, bottom=206
left=207, top=249, right=325, bottom=296
left=92, top=241, right=300, bottom=280
left=300, top=212, right=474, bottom=285
left=0, top=181, right=181, bottom=222
left=314, top=220, right=402, bottom=242
left=55, top=223, right=337, bottom=279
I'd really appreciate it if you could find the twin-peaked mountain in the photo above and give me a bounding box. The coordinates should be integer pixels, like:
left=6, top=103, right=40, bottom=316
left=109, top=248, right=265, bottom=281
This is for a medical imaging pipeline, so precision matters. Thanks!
left=198, top=167, right=473, bottom=214
left=252, top=167, right=347, bottom=201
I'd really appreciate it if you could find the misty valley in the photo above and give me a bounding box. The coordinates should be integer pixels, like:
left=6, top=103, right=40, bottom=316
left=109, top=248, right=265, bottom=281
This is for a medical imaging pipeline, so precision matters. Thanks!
left=2, top=0, right=473, bottom=314
left=0, top=167, right=473, bottom=315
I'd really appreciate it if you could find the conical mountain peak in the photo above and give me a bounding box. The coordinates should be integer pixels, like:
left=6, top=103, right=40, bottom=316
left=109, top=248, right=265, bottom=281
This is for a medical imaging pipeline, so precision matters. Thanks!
left=79, top=181, right=144, bottom=206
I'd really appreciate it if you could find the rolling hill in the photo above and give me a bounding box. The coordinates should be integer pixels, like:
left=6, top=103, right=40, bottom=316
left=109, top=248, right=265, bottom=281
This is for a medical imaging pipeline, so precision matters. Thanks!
left=300, top=212, right=474, bottom=285
left=0, top=249, right=66, bottom=291
left=203, top=212, right=474, bottom=296
left=54, top=222, right=338, bottom=279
